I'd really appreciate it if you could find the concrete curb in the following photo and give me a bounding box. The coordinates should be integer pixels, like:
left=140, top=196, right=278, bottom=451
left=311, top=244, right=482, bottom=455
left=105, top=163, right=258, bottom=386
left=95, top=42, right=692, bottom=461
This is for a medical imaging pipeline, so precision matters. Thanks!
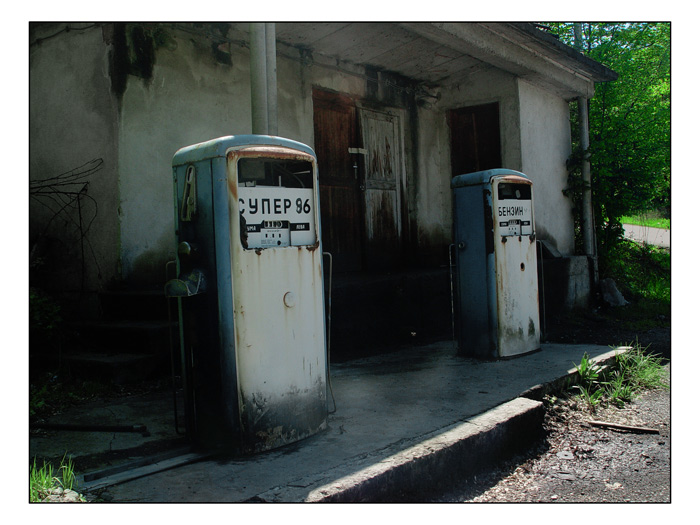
left=259, top=346, right=631, bottom=502
left=255, top=397, right=545, bottom=502
left=306, top=398, right=545, bottom=502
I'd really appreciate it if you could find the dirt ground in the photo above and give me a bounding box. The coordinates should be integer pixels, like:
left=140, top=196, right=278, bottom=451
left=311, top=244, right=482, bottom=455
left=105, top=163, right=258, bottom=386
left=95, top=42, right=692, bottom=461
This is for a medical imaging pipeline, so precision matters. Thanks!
left=430, top=316, right=672, bottom=504
left=437, top=375, right=670, bottom=503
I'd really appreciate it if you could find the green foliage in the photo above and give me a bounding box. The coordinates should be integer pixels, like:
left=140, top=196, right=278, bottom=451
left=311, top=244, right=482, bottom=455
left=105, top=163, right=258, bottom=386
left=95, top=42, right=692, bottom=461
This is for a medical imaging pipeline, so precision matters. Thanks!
left=30, top=455, right=82, bottom=502
left=571, top=353, right=607, bottom=408
left=574, top=353, right=603, bottom=385
left=29, top=457, right=55, bottom=502
left=620, top=213, right=670, bottom=230
left=547, top=23, right=670, bottom=260
left=571, top=343, right=668, bottom=411
left=606, top=370, right=635, bottom=408
left=29, top=287, right=62, bottom=335
left=603, top=239, right=670, bottom=304
left=615, top=343, right=668, bottom=391
left=30, top=372, right=115, bottom=418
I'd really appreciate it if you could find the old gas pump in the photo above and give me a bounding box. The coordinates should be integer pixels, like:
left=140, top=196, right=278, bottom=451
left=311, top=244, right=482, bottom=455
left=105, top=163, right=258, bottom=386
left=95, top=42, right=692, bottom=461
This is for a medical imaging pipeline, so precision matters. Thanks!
left=166, top=135, right=328, bottom=453
left=452, top=169, right=540, bottom=359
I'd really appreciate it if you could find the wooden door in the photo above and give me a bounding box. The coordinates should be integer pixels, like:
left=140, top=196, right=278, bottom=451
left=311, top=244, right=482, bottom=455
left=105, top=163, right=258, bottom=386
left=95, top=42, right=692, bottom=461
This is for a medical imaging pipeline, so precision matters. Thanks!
left=312, top=90, right=364, bottom=272
left=359, top=107, right=402, bottom=269
left=449, top=102, right=502, bottom=176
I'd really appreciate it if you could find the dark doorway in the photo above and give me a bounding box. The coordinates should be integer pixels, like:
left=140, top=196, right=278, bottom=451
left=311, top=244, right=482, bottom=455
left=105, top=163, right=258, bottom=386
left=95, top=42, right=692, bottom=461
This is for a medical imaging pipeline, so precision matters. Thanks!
left=449, top=102, right=502, bottom=176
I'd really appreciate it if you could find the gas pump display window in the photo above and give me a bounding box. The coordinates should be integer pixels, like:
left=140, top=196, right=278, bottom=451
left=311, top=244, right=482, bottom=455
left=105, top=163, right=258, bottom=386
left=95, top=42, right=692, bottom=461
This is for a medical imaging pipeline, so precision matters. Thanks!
left=237, top=158, right=317, bottom=249
left=496, top=182, right=533, bottom=237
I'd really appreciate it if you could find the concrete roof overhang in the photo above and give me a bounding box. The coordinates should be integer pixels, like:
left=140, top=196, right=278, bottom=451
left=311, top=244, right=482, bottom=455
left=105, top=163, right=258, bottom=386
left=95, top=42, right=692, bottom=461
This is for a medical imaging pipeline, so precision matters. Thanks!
left=229, top=22, right=617, bottom=100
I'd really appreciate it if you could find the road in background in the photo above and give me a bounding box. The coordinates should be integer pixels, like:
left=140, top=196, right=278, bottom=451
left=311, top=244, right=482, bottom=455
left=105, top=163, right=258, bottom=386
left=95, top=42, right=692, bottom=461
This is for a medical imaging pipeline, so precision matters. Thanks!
left=623, top=224, right=670, bottom=248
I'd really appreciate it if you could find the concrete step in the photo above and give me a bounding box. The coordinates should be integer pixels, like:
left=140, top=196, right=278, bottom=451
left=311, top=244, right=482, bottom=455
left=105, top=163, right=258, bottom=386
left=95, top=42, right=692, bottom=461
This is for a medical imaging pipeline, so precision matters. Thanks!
left=61, top=350, right=170, bottom=384
left=62, top=286, right=180, bottom=384
left=71, top=319, right=177, bottom=355
left=98, top=288, right=173, bottom=321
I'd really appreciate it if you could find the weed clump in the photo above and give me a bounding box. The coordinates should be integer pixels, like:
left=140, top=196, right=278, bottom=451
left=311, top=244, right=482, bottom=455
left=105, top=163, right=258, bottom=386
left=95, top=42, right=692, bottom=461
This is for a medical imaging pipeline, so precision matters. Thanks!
left=30, top=455, right=84, bottom=502
left=572, top=343, right=668, bottom=412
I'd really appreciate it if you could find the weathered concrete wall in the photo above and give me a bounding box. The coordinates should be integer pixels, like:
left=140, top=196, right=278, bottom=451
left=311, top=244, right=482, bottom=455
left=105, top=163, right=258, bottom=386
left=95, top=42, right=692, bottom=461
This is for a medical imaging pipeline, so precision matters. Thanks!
left=517, top=78, right=575, bottom=255
left=439, top=68, right=522, bottom=171
left=411, top=68, right=522, bottom=264
left=411, top=105, right=451, bottom=263
left=117, top=27, right=382, bottom=283
left=543, top=255, right=591, bottom=311
left=30, top=23, right=580, bottom=291
left=118, top=30, right=254, bottom=283
left=29, top=24, right=121, bottom=295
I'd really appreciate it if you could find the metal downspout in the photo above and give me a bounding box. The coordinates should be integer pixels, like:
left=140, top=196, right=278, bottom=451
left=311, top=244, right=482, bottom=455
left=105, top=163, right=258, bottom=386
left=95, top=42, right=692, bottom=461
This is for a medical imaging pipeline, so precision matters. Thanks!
left=265, top=23, right=278, bottom=136
left=249, top=23, right=278, bottom=135
left=579, top=96, right=598, bottom=284
left=250, top=23, right=268, bottom=135
left=574, top=23, right=598, bottom=286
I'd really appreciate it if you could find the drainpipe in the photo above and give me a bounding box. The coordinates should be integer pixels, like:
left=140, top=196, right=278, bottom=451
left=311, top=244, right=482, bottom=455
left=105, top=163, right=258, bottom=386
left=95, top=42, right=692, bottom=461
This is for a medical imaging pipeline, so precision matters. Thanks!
left=265, top=23, right=278, bottom=136
left=574, top=23, right=598, bottom=285
left=579, top=97, right=597, bottom=274
left=249, top=23, right=278, bottom=136
left=250, top=23, right=268, bottom=134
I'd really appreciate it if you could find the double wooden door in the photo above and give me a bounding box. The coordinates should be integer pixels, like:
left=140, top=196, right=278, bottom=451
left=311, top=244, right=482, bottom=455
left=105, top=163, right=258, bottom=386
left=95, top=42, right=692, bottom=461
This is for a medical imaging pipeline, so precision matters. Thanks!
left=313, top=90, right=403, bottom=272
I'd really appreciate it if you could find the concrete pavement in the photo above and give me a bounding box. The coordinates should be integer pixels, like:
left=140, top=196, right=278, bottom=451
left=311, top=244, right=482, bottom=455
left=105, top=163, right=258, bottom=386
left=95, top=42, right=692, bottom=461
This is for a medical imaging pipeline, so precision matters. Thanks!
left=30, top=340, right=626, bottom=502
left=623, top=224, right=670, bottom=248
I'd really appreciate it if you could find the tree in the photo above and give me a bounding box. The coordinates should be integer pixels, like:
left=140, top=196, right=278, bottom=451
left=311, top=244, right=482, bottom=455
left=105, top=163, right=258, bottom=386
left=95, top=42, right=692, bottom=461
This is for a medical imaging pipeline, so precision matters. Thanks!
left=544, top=23, right=670, bottom=261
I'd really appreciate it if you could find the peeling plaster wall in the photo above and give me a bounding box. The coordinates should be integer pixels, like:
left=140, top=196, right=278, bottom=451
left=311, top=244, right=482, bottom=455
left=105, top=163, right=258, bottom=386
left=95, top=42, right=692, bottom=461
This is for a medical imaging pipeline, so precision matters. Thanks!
left=517, top=78, right=575, bottom=255
left=117, top=32, right=371, bottom=283
left=29, top=24, right=121, bottom=294
left=117, top=31, right=253, bottom=283
left=411, top=68, right=522, bottom=264
left=118, top=34, right=576, bottom=280
left=412, top=106, right=451, bottom=261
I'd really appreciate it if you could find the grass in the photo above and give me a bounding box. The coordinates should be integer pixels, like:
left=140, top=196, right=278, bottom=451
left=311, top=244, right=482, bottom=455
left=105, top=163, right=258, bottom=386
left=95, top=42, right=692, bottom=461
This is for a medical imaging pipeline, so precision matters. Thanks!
left=572, top=343, right=668, bottom=411
left=620, top=212, right=670, bottom=230
left=30, top=455, right=84, bottom=502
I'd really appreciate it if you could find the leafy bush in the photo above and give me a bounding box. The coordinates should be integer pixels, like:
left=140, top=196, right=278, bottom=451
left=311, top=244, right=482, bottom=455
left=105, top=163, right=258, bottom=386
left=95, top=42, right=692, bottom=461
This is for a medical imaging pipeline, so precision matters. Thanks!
left=601, top=239, right=670, bottom=304
left=549, top=23, right=670, bottom=261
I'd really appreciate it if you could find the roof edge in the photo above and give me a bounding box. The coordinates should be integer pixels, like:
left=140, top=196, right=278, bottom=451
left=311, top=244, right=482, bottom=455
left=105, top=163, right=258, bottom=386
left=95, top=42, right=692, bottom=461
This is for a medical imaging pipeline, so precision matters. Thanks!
left=505, top=23, right=618, bottom=83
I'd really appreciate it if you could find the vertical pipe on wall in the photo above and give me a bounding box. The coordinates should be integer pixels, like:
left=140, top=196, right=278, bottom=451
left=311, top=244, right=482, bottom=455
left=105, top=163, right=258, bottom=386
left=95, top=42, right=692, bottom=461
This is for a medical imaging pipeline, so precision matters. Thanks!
left=579, top=96, right=598, bottom=284
left=250, top=23, right=268, bottom=135
left=265, top=23, right=278, bottom=136
left=579, top=98, right=594, bottom=256
left=574, top=23, right=598, bottom=285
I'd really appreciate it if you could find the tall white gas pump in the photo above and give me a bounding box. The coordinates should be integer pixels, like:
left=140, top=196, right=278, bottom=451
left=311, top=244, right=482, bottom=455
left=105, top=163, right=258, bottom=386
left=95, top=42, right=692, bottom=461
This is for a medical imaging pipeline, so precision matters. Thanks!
left=167, top=135, right=328, bottom=453
left=452, top=169, right=541, bottom=359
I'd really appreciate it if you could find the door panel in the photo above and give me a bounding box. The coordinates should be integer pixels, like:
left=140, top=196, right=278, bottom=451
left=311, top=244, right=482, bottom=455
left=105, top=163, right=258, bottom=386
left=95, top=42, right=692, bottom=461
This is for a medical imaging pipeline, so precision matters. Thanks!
left=359, top=107, right=402, bottom=268
left=313, top=90, right=363, bottom=272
